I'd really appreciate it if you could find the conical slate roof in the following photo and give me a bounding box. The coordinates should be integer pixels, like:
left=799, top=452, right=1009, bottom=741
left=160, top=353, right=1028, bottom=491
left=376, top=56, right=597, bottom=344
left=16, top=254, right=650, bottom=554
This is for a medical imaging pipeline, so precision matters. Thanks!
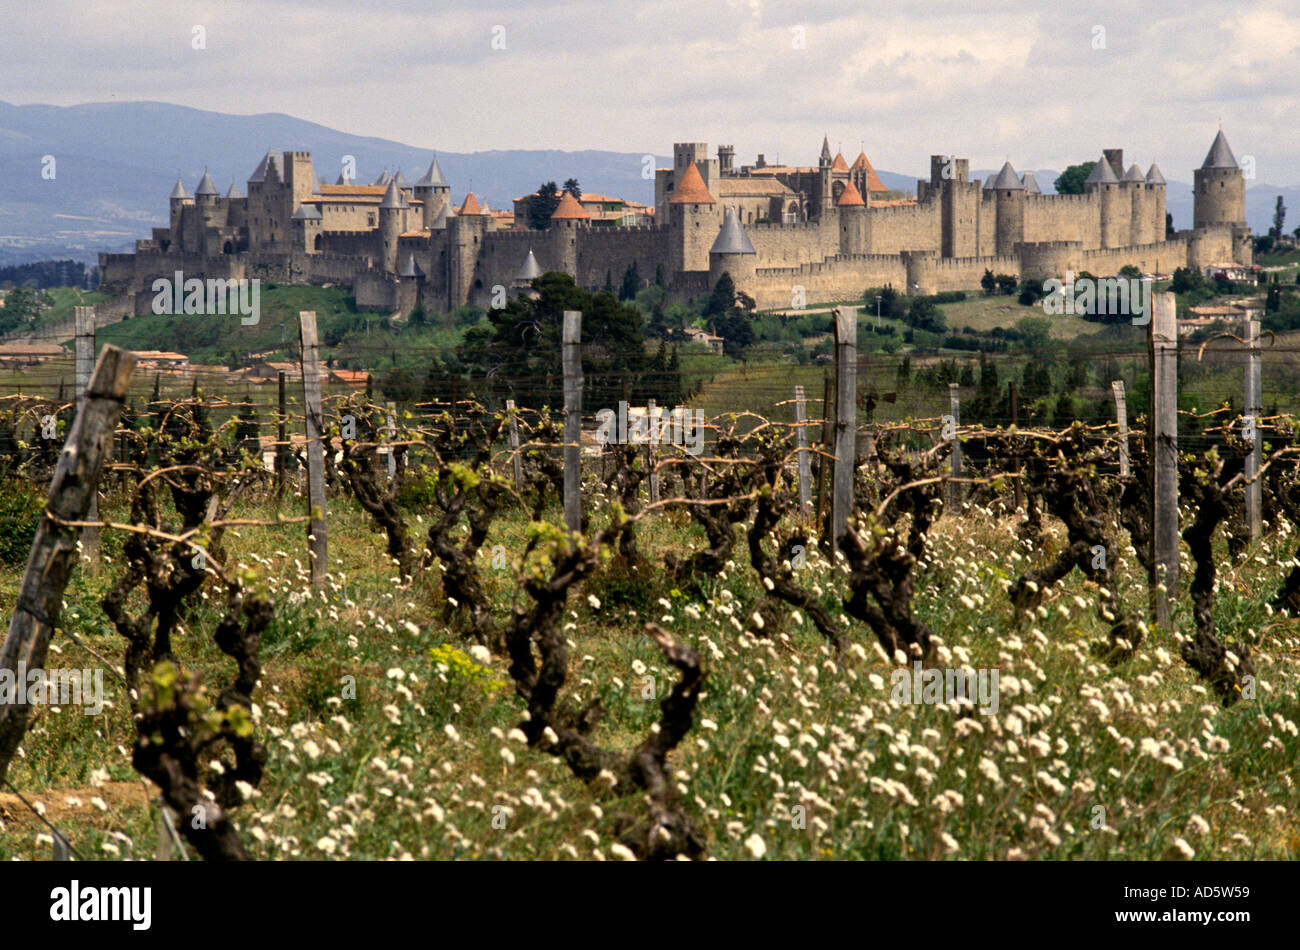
left=226, top=181, right=243, bottom=199
left=170, top=178, right=190, bottom=200
left=1122, top=163, right=1145, bottom=182
left=1020, top=171, right=1041, bottom=194
left=393, top=169, right=409, bottom=187
left=380, top=180, right=403, bottom=210
left=820, top=135, right=832, bottom=162
left=432, top=203, right=453, bottom=229
left=550, top=191, right=590, bottom=220
left=669, top=163, right=715, bottom=204
left=291, top=204, right=322, bottom=220
left=373, top=170, right=393, bottom=187
left=415, top=157, right=447, bottom=188
left=335, top=172, right=350, bottom=185
left=398, top=254, right=424, bottom=278
left=836, top=181, right=866, bottom=206
left=1145, top=163, right=1166, bottom=185
left=1202, top=130, right=1238, bottom=169
left=710, top=207, right=756, bottom=255
left=194, top=171, right=219, bottom=196
left=991, top=161, right=1023, bottom=190
left=983, top=176, right=995, bottom=190
left=517, top=249, right=543, bottom=281
left=1085, top=157, right=1119, bottom=185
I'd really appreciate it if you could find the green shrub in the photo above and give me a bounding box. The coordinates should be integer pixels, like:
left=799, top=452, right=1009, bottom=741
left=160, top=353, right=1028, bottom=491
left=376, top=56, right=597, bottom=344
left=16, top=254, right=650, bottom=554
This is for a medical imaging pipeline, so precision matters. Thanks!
left=0, top=480, right=44, bottom=567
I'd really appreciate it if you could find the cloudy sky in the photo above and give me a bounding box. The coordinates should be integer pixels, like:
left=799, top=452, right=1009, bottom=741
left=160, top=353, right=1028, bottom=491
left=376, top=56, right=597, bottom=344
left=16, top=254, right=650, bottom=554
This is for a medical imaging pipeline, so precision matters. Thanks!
left=3, top=0, right=1297, bottom=183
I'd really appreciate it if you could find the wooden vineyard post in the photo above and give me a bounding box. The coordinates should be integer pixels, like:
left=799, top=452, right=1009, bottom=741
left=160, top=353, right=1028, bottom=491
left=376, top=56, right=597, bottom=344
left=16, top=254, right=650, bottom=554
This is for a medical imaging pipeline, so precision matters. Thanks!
left=73, top=306, right=100, bottom=562
left=947, top=382, right=962, bottom=511
left=646, top=398, right=660, bottom=506
left=815, top=372, right=833, bottom=533
left=506, top=398, right=523, bottom=489
left=1009, top=380, right=1024, bottom=512
left=562, top=310, right=582, bottom=533
left=1112, top=380, right=1130, bottom=478
left=276, top=370, right=287, bottom=497
left=831, top=306, right=857, bottom=554
left=0, top=346, right=137, bottom=783
left=1150, top=293, right=1179, bottom=628
left=386, top=401, right=397, bottom=482
left=298, top=311, right=328, bottom=588
left=1244, top=318, right=1262, bottom=542
left=794, top=385, right=812, bottom=517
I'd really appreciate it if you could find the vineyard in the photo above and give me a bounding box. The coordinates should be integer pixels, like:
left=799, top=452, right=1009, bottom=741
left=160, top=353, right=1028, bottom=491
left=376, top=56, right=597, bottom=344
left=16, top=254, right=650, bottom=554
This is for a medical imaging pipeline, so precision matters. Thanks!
left=0, top=301, right=1298, bottom=863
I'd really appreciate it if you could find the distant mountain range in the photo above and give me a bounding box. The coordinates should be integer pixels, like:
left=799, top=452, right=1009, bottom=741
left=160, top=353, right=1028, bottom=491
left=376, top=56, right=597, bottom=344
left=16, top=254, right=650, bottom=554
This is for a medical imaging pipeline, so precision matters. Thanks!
left=0, top=100, right=1292, bottom=266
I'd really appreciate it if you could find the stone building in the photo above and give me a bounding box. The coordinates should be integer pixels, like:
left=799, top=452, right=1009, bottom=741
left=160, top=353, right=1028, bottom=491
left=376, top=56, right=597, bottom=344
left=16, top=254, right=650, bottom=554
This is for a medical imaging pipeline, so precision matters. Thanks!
left=100, top=132, right=1253, bottom=314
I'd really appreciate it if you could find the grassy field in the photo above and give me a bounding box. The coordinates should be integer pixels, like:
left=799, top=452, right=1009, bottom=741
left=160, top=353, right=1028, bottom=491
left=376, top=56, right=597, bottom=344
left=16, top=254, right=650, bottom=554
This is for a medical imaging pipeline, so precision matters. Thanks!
left=1, top=478, right=1296, bottom=861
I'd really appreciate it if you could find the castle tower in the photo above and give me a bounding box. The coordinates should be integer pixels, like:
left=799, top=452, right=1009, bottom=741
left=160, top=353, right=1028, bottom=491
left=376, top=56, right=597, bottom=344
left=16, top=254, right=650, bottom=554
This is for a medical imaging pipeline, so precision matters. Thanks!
left=1146, top=164, right=1167, bottom=239
left=709, top=207, right=757, bottom=292
left=928, top=155, right=977, bottom=258
left=515, top=247, right=543, bottom=297
left=282, top=151, right=317, bottom=226
left=990, top=161, right=1025, bottom=257
left=378, top=180, right=404, bottom=273
left=194, top=172, right=220, bottom=255
left=718, top=145, right=735, bottom=176
left=549, top=191, right=591, bottom=278
left=168, top=178, right=191, bottom=250
left=1020, top=172, right=1041, bottom=194
left=447, top=192, right=489, bottom=307
left=194, top=171, right=220, bottom=225
left=1123, top=164, right=1151, bottom=245
left=413, top=157, right=450, bottom=229
left=291, top=203, right=323, bottom=253
left=836, top=180, right=869, bottom=255
left=818, top=134, right=833, bottom=218
left=226, top=181, right=246, bottom=231
left=246, top=150, right=281, bottom=250
left=1084, top=155, right=1122, bottom=249
left=1194, top=131, right=1246, bottom=229
left=668, top=163, right=717, bottom=275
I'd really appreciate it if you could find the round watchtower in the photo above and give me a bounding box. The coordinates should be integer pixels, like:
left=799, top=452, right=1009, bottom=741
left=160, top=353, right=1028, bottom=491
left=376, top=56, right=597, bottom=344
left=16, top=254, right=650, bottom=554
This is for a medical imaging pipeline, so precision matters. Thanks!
left=1193, top=131, right=1245, bottom=229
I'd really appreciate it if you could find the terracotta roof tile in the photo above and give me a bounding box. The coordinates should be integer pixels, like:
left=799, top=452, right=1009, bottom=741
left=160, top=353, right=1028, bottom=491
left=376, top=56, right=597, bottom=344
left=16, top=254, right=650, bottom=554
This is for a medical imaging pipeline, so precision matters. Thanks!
left=458, top=192, right=484, bottom=215
left=669, top=163, right=715, bottom=204
left=831, top=152, right=850, bottom=172
left=836, top=181, right=866, bottom=206
left=550, top=191, right=591, bottom=219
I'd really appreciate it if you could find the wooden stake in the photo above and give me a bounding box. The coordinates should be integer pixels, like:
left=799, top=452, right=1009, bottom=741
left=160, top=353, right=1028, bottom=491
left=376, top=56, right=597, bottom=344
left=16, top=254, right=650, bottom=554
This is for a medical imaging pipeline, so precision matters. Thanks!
left=831, top=306, right=857, bottom=553
left=276, top=371, right=287, bottom=497
left=0, top=346, right=136, bottom=782
left=562, top=310, right=582, bottom=533
left=646, top=398, right=660, bottom=506
left=794, top=385, right=812, bottom=516
left=1244, top=317, right=1262, bottom=541
left=73, top=306, right=100, bottom=562
left=1150, top=293, right=1179, bottom=628
left=948, top=382, right=962, bottom=511
left=1009, top=380, right=1023, bottom=513
left=298, top=311, right=328, bottom=588
left=1111, top=379, right=1130, bottom=478
left=506, top=398, right=523, bottom=489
